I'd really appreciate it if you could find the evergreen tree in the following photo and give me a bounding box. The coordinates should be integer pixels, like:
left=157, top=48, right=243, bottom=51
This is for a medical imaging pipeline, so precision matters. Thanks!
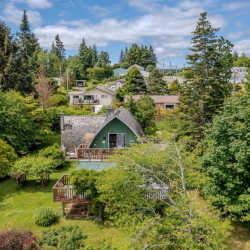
left=17, top=10, right=39, bottom=57
left=180, top=12, right=233, bottom=132
left=51, top=34, right=66, bottom=62
left=96, top=51, right=111, bottom=67
left=119, top=49, right=125, bottom=64
left=125, top=46, right=128, bottom=56
left=124, top=68, right=147, bottom=94
left=0, top=21, right=33, bottom=95
left=78, top=38, right=92, bottom=74
left=232, top=50, right=239, bottom=62
left=149, top=45, right=157, bottom=66
left=125, top=44, right=141, bottom=66
left=92, top=43, right=98, bottom=66
left=140, top=45, right=152, bottom=68
left=147, top=68, right=168, bottom=95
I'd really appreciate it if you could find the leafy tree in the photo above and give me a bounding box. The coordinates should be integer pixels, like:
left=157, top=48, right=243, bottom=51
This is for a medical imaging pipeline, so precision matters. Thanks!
left=233, top=55, right=250, bottom=68
left=180, top=12, right=233, bottom=138
left=35, top=65, right=56, bottom=110
left=37, top=50, right=61, bottom=77
left=39, top=226, right=87, bottom=250
left=147, top=68, right=168, bottom=95
left=70, top=169, right=100, bottom=201
left=119, top=49, right=125, bottom=63
left=116, top=87, right=126, bottom=102
left=169, top=79, right=180, bottom=95
left=51, top=34, right=66, bottom=62
left=97, top=142, right=231, bottom=249
left=46, top=93, right=68, bottom=108
left=202, top=94, right=250, bottom=221
left=78, top=38, right=92, bottom=74
left=0, top=228, right=38, bottom=250
left=66, top=56, right=82, bottom=79
left=145, top=64, right=155, bottom=72
left=39, top=143, right=65, bottom=168
left=17, top=10, right=39, bottom=57
left=103, top=64, right=113, bottom=78
left=10, top=156, right=32, bottom=185
left=62, top=71, right=76, bottom=89
left=120, top=62, right=130, bottom=69
left=30, top=156, right=55, bottom=188
left=0, top=139, right=17, bottom=178
left=24, top=95, right=53, bottom=144
left=112, top=63, right=120, bottom=69
left=124, top=68, right=146, bottom=94
left=0, top=91, right=35, bottom=152
left=87, top=66, right=104, bottom=80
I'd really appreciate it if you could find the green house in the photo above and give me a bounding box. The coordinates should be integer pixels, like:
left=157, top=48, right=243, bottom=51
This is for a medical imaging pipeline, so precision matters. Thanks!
left=61, top=106, right=145, bottom=155
left=88, top=106, right=144, bottom=149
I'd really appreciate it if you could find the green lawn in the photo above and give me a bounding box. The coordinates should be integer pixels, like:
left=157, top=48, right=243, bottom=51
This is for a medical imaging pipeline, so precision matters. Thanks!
left=0, top=135, right=121, bottom=247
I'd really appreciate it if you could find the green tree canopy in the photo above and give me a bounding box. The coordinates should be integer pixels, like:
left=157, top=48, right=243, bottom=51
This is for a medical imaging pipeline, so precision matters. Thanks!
left=124, top=68, right=147, bottom=95
left=202, top=94, right=250, bottom=221
left=147, top=68, right=168, bottom=95
left=233, top=55, right=250, bottom=68
left=0, top=91, right=35, bottom=152
left=0, top=139, right=17, bottom=178
left=78, top=38, right=93, bottom=74
left=66, top=56, right=82, bottom=79
left=145, top=64, right=155, bottom=72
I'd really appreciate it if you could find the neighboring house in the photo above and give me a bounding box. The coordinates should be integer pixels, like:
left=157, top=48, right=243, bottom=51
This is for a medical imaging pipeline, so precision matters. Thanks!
left=124, top=95, right=180, bottom=109
left=113, top=68, right=128, bottom=77
left=60, top=106, right=145, bottom=155
left=68, top=86, right=116, bottom=113
left=52, top=77, right=62, bottom=86
left=111, top=78, right=125, bottom=90
left=128, top=64, right=145, bottom=71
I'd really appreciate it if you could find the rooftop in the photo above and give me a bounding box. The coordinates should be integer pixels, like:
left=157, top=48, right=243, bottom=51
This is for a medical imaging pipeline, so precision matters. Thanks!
left=124, top=95, right=180, bottom=104
left=76, top=161, right=115, bottom=171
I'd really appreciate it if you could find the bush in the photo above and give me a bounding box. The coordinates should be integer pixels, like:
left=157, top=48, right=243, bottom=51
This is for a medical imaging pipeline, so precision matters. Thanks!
left=39, top=143, right=65, bottom=168
left=46, top=94, right=68, bottom=107
left=0, top=228, right=38, bottom=250
left=34, top=207, right=56, bottom=227
left=39, top=226, right=87, bottom=250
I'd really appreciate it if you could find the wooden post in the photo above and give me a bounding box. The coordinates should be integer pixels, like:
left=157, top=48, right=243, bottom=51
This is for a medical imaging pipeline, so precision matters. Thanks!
left=62, top=203, right=65, bottom=215
left=88, top=149, right=91, bottom=161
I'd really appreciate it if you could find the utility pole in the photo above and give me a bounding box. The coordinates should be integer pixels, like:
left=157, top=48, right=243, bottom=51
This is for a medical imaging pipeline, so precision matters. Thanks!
left=170, top=61, right=172, bottom=84
left=163, top=58, right=165, bottom=76
left=60, top=63, right=62, bottom=92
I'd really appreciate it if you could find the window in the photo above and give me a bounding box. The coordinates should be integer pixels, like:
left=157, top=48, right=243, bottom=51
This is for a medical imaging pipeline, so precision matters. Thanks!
left=109, top=134, right=126, bottom=148
left=101, top=95, right=108, bottom=98
left=164, top=104, right=175, bottom=109
left=73, top=95, right=79, bottom=98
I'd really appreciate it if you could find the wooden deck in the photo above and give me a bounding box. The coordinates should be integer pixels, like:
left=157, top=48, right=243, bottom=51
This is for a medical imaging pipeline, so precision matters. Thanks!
left=53, top=175, right=93, bottom=204
left=77, top=147, right=116, bottom=160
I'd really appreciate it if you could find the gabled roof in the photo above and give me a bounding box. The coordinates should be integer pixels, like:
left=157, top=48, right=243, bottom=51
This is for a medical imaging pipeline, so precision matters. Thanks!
left=96, top=86, right=117, bottom=95
left=124, top=95, right=180, bottom=104
left=128, top=64, right=144, bottom=69
left=87, top=106, right=145, bottom=148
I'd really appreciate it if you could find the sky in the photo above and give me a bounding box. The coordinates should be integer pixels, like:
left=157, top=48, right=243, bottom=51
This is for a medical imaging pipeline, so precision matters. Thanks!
left=1, top=0, right=250, bottom=68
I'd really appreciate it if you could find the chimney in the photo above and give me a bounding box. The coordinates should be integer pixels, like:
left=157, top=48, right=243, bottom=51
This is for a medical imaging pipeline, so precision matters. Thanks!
left=60, top=110, right=64, bottom=131
left=106, top=106, right=114, bottom=117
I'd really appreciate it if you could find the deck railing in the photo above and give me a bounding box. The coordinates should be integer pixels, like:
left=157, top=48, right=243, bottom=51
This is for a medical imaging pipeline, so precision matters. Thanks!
left=53, top=175, right=92, bottom=203
left=77, top=148, right=116, bottom=160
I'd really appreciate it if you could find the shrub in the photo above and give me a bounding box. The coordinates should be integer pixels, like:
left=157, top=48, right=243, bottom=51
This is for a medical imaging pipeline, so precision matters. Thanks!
left=34, top=207, right=56, bottom=227
left=39, top=143, right=65, bottom=168
left=0, top=228, right=38, bottom=250
left=39, top=226, right=87, bottom=250
left=46, top=94, right=68, bottom=107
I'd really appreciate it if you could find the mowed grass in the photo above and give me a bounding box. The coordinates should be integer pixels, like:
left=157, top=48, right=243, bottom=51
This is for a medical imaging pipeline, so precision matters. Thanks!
left=0, top=135, right=121, bottom=247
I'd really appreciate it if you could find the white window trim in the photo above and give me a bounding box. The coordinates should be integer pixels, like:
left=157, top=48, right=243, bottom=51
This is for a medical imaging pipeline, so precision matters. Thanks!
left=101, top=95, right=108, bottom=98
left=108, top=133, right=126, bottom=149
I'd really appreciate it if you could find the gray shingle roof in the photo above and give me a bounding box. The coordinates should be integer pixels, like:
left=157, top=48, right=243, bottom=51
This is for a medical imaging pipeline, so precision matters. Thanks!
left=96, top=86, right=117, bottom=95
left=62, top=116, right=106, bottom=152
